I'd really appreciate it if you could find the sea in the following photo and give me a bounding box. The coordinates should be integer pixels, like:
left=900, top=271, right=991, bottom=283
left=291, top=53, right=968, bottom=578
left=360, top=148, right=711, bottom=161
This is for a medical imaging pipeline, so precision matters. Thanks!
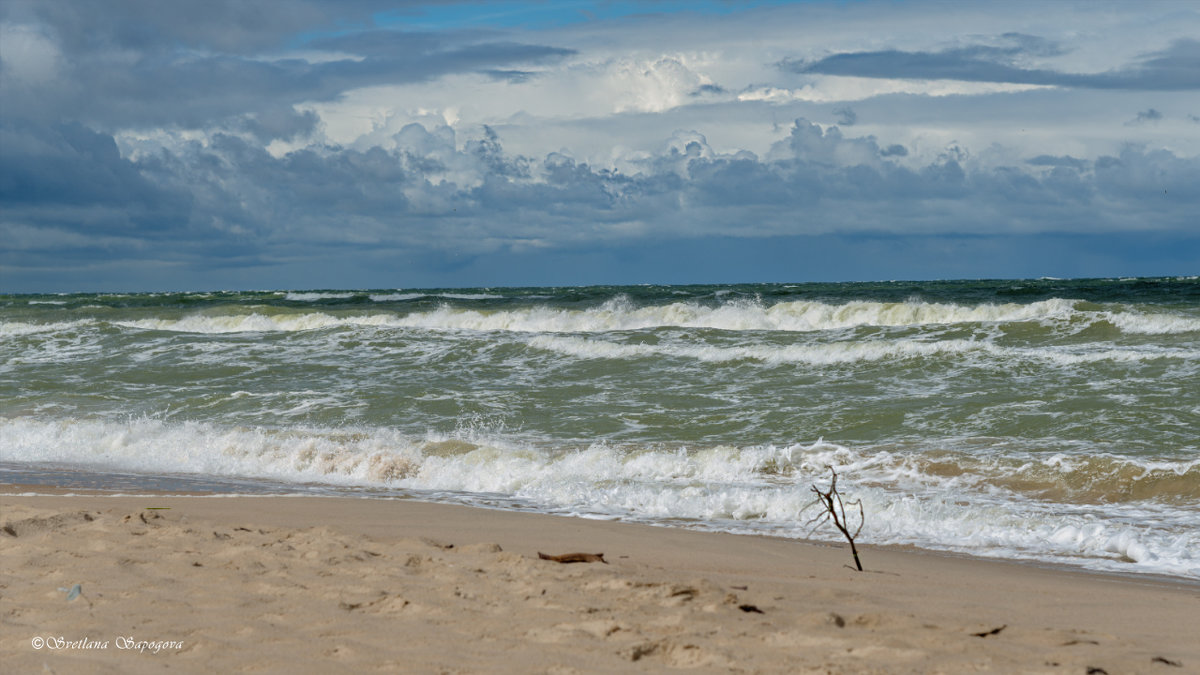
left=2, top=278, right=1198, bottom=579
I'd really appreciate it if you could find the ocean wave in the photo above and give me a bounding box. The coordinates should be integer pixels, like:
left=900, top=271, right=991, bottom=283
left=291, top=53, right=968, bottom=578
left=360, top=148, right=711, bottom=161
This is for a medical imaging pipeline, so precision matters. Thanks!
left=1105, top=311, right=1200, bottom=335
left=527, top=334, right=978, bottom=365
left=527, top=335, right=1198, bottom=366
left=368, top=293, right=427, bottom=302
left=284, top=292, right=358, bottom=301
left=71, top=295, right=1200, bottom=336
left=368, top=292, right=506, bottom=302
left=353, top=296, right=1200, bottom=336
left=1, top=417, right=424, bottom=485
left=0, top=320, right=95, bottom=336
left=435, top=293, right=506, bottom=300
left=10, top=418, right=1195, bottom=501
left=389, top=297, right=1092, bottom=333
left=113, top=312, right=401, bottom=334
left=4, top=416, right=1196, bottom=577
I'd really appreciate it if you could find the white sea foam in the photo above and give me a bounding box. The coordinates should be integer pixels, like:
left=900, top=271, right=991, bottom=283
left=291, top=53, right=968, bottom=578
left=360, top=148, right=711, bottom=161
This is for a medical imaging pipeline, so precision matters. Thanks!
left=382, top=297, right=1199, bottom=336
left=527, top=335, right=1197, bottom=366
left=1, top=417, right=424, bottom=486
left=380, top=297, right=1040, bottom=333
left=526, top=334, right=979, bottom=365
left=0, top=320, right=94, bottom=336
left=368, top=293, right=427, bottom=302
left=114, top=312, right=402, bottom=334
left=367, top=292, right=505, bottom=302
left=4, top=416, right=1196, bottom=578
left=284, top=292, right=357, bottom=301
left=87, top=296, right=1200, bottom=337
left=1104, top=310, right=1200, bottom=335
left=436, top=293, right=505, bottom=300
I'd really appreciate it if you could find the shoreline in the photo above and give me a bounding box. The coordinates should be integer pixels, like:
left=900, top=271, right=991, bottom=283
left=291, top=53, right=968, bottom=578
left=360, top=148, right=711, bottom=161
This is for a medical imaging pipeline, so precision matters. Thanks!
left=3, top=489, right=1197, bottom=673
left=4, top=482, right=1197, bottom=588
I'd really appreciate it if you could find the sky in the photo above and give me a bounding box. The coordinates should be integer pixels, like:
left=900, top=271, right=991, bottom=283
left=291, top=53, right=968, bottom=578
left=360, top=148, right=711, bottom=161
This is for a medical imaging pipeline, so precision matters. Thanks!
left=1, top=0, right=1198, bottom=292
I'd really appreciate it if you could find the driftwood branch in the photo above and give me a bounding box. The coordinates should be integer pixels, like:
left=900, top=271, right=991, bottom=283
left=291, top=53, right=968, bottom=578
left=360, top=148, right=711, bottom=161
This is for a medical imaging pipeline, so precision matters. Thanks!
left=538, top=552, right=607, bottom=564
left=805, top=466, right=865, bottom=571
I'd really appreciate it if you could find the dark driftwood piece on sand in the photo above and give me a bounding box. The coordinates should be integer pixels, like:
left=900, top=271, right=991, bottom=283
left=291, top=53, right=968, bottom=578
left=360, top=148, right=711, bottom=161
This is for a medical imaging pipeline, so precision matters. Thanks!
left=807, top=466, right=865, bottom=571
left=538, top=552, right=608, bottom=564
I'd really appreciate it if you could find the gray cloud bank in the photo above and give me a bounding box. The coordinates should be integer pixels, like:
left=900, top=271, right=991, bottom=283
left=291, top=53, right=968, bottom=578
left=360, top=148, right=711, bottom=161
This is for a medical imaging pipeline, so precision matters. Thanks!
left=4, top=117, right=1196, bottom=289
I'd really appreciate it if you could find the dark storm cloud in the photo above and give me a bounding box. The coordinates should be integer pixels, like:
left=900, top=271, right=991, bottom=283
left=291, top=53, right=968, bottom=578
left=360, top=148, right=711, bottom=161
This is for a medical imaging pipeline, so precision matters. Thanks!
left=307, top=29, right=574, bottom=67
left=1027, top=155, right=1090, bottom=170
left=237, top=106, right=322, bottom=142
left=481, top=69, right=538, bottom=83
left=2, top=0, right=452, bottom=54
left=0, top=120, right=191, bottom=234
left=833, top=106, right=857, bottom=126
left=785, top=36, right=1200, bottom=91
left=1132, top=108, right=1164, bottom=124
left=690, top=83, right=727, bottom=96
left=0, top=0, right=575, bottom=136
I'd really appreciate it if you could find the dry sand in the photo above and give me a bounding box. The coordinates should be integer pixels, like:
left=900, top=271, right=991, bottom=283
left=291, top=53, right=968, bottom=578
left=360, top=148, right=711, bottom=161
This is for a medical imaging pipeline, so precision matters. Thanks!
left=2, top=490, right=1197, bottom=674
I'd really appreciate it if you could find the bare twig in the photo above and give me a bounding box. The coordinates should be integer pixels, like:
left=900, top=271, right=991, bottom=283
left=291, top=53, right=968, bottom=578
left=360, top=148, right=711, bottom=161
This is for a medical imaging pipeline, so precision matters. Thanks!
left=805, top=466, right=865, bottom=571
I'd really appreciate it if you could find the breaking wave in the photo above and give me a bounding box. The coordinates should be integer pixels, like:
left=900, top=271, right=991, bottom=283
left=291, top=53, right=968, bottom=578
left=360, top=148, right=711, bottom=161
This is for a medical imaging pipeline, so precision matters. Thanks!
left=88, top=296, right=1200, bottom=336
left=526, top=335, right=1197, bottom=366
left=3, top=416, right=1197, bottom=578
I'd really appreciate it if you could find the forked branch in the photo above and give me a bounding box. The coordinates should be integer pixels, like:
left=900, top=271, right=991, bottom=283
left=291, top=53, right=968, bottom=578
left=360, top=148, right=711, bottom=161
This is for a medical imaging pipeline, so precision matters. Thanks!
left=806, top=466, right=865, bottom=571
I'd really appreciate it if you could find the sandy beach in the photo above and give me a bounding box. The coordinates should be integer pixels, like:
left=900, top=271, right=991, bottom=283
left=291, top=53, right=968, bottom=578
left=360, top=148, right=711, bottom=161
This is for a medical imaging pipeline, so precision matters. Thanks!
left=2, top=490, right=1196, bottom=674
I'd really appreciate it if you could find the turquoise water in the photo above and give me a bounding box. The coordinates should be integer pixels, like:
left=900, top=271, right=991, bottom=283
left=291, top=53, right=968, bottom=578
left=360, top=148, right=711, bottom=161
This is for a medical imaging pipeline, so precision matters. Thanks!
left=2, top=278, right=1198, bottom=577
